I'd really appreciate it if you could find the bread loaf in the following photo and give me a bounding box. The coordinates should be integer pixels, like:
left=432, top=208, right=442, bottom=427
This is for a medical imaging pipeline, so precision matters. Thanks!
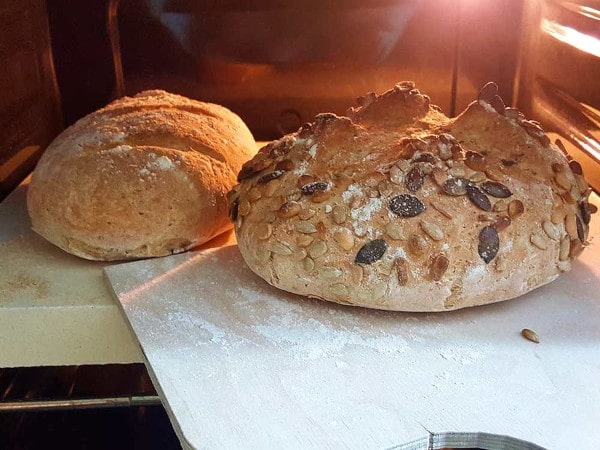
left=228, top=82, right=594, bottom=311
left=27, top=90, right=256, bottom=260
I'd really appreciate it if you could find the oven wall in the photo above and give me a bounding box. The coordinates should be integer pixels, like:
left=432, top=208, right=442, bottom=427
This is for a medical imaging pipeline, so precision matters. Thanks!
left=0, top=0, right=62, bottom=200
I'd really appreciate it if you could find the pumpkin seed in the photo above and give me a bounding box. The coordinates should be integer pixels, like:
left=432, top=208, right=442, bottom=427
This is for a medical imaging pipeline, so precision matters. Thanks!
left=406, top=166, right=424, bottom=192
left=477, top=81, right=498, bottom=103
left=478, top=226, right=500, bottom=263
left=481, top=181, right=512, bottom=198
left=467, top=185, right=492, bottom=211
left=355, top=239, right=388, bottom=265
left=389, top=194, right=426, bottom=217
left=258, top=170, right=285, bottom=184
left=569, top=160, right=583, bottom=175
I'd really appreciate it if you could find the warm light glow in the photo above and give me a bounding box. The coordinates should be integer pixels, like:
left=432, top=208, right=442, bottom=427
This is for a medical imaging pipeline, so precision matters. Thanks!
left=542, top=18, right=600, bottom=58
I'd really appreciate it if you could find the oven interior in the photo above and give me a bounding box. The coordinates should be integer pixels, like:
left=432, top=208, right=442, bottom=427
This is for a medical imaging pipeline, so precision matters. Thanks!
left=1, top=0, right=599, bottom=448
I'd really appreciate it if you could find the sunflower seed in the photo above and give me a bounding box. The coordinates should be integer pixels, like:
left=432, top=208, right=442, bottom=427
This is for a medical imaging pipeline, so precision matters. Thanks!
left=320, top=267, right=342, bottom=280
left=467, top=185, right=492, bottom=211
left=559, top=236, right=570, bottom=261
left=308, top=240, right=328, bottom=258
left=408, top=234, right=428, bottom=256
left=478, top=226, right=500, bottom=263
left=268, top=241, right=293, bottom=256
left=521, top=328, right=540, bottom=344
left=551, top=204, right=566, bottom=224
left=508, top=199, right=524, bottom=219
left=311, top=191, right=331, bottom=203
left=429, top=253, right=449, bottom=281
left=565, top=212, right=578, bottom=239
left=430, top=200, right=453, bottom=219
left=465, top=151, right=487, bottom=172
left=389, top=194, right=426, bottom=217
left=329, top=283, right=349, bottom=297
left=297, top=234, right=314, bottom=247
left=334, top=229, right=355, bottom=250
left=542, top=220, right=560, bottom=240
left=297, top=175, right=315, bottom=188
left=394, top=257, right=409, bottom=286
left=495, top=254, right=507, bottom=272
left=238, top=199, right=251, bottom=216
left=256, top=223, right=273, bottom=240
left=485, top=166, right=507, bottom=181
left=389, top=165, right=404, bottom=185
left=355, top=239, right=388, bottom=265
left=530, top=232, right=548, bottom=250
left=275, top=159, right=294, bottom=171
left=385, top=222, right=407, bottom=240
left=296, top=221, right=317, bottom=234
left=332, top=205, right=347, bottom=224
left=277, top=201, right=301, bottom=218
left=303, top=257, right=315, bottom=271
left=264, top=179, right=281, bottom=197
left=569, top=238, right=584, bottom=258
left=493, top=199, right=509, bottom=212
left=420, top=219, right=445, bottom=241
left=555, top=171, right=572, bottom=190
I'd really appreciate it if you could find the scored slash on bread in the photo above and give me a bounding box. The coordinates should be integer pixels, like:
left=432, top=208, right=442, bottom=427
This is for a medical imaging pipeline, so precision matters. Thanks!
left=27, top=90, right=256, bottom=261
left=229, top=81, right=595, bottom=312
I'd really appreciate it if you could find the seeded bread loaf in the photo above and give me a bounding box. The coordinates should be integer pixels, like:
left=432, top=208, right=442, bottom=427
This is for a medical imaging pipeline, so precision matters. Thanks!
left=27, top=90, right=256, bottom=261
left=228, top=82, right=594, bottom=311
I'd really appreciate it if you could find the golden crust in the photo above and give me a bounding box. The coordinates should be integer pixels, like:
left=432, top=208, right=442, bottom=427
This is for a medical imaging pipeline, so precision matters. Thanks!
left=27, top=90, right=256, bottom=261
left=229, top=82, right=593, bottom=312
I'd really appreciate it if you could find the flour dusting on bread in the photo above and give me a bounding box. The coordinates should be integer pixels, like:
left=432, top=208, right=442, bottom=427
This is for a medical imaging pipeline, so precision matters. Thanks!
left=229, top=81, right=594, bottom=311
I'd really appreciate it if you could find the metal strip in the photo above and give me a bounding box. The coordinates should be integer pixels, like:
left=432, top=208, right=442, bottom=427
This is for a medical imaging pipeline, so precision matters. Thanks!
left=0, top=395, right=161, bottom=412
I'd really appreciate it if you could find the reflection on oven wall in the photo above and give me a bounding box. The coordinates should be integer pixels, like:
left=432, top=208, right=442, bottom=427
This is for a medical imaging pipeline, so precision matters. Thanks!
left=516, top=0, right=600, bottom=192
left=44, top=0, right=523, bottom=138
left=114, top=0, right=523, bottom=139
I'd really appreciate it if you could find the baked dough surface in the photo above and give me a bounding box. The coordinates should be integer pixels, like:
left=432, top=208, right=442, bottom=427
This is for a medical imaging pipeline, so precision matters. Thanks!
left=229, top=82, right=593, bottom=311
